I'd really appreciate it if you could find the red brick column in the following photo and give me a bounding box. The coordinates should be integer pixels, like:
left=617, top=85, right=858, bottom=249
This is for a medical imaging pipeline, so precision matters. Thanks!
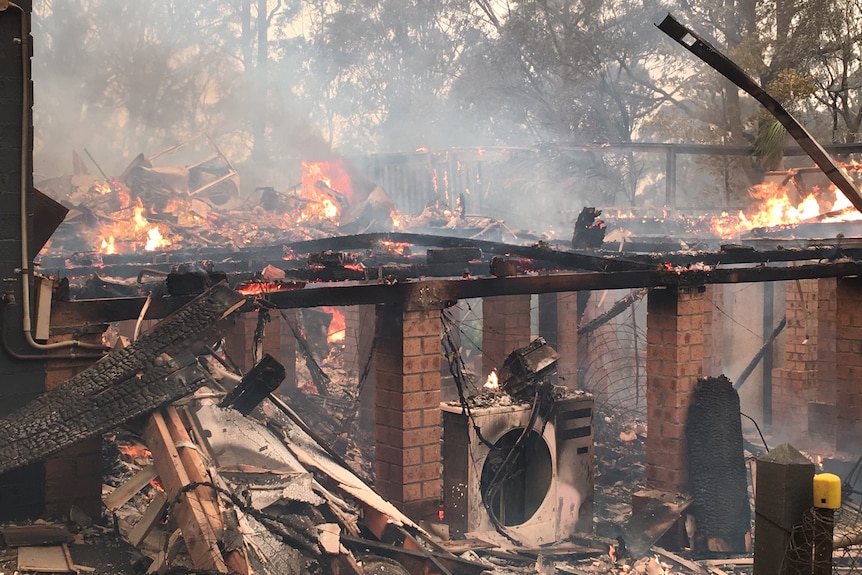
left=772, top=279, right=819, bottom=444
left=646, top=287, right=704, bottom=492
left=702, top=285, right=723, bottom=377
left=374, top=305, right=442, bottom=519
left=835, top=277, right=862, bottom=452
left=482, top=295, right=532, bottom=378
left=342, top=305, right=377, bottom=428
left=224, top=310, right=282, bottom=373
left=538, top=293, right=579, bottom=388
left=798, top=278, right=837, bottom=448
left=278, top=309, right=297, bottom=395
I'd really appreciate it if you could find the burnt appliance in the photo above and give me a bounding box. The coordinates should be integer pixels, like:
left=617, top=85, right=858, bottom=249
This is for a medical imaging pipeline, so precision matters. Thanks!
left=441, top=392, right=594, bottom=545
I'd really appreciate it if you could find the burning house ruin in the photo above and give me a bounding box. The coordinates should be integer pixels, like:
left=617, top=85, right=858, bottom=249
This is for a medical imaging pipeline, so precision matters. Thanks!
left=5, top=4, right=862, bottom=575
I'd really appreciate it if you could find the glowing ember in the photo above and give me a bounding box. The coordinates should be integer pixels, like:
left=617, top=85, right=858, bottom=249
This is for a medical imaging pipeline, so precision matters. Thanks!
left=117, top=443, right=151, bottom=461
left=93, top=182, right=112, bottom=195
left=484, top=369, right=499, bottom=390
left=378, top=240, right=412, bottom=256
left=322, top=306, right=346, bottom=343
left=237, top=280, right=306, bottom=296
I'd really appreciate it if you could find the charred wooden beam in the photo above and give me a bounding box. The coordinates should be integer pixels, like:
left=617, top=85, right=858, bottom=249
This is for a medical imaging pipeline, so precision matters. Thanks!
left=219, top=354, right=285, bottom=415
left=262, top=259, right=862, bottom=310
left=0, top=284, right=244, bottom=474
left=657, top=13, right=862, bottom=214
left=608, top=244, right=862, bottom=268
left=0, top=355, right=215, bottom=474
left=285, top=232, right=656, bottom=272
left=578, top=288, right=649, bottom=336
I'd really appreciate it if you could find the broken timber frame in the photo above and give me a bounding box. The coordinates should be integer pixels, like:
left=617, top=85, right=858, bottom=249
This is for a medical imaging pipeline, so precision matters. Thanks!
left=0, top=283, right=245, bottom=475
left=657, top=13, right=862, bottom=214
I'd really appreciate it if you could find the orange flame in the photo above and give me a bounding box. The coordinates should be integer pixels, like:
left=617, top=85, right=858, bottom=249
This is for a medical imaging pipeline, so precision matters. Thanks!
left=711, top=162, right=862, bottom=238
left=484, top=369, right=499, bottom=390
left=710, top=182, right=823, bottom=237
left=322, top=306, right=346, bottom=343
left=299, top=159, right=354, bottom=223
left=100, top=236, right=116, bottom=255
left=96, top=200, right=171, bottom=253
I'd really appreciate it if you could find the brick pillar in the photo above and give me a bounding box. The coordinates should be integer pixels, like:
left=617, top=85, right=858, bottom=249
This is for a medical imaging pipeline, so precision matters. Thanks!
left=809, top=278, right=837, bottom=447
left=224, top=310, right=281, bottom=373
left=835, top=277, right=862, bottom=452
left=646, top=287, right=704, bottom=492
left=772, top=279, right=819, bottom=444
left=702, top=285, right=723, bottom=377
left=44, top=332, right=106, bottom=520
left=482, top=295, right=531, bottom=378
left=278, top=309, right=297, bottom=396
left=342, top=305, right=377, bottom=429
left=538, top=293, right=579, bottom=388
left=374, top=305, right=442, bottom=519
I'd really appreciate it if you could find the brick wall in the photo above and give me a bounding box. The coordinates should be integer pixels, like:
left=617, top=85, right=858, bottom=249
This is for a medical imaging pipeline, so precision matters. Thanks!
left=646, top=287, right=704, bottom=492
left=772, top=279, right=819, bottom=444
left=374, top=305, right=442, bottom=519
left=482, top=294, right=531, bottom=378
left=278, top=309, right=297, bottom=395
left=342, top=305, right=377, bottom=427
left=835, top=277, right=862, bottom=452
left=0, top=1, right=50, bottom=521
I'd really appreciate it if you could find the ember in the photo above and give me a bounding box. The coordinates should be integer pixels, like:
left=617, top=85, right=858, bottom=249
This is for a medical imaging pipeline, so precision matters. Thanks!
left=237, top=280, right=306, bottom=296
left=117, top=443, right=151, bottom=463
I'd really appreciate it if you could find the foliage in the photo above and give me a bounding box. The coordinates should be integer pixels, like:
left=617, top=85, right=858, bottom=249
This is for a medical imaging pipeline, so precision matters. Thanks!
left=26, top=0, right=862, bottom=210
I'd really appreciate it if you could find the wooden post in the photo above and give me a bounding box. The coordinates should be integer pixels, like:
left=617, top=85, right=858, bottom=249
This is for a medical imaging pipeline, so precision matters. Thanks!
left=752, top=444, right=814, bottom=575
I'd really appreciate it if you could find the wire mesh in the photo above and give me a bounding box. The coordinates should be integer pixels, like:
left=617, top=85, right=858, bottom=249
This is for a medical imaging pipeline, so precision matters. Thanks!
left=783, top=505, right=862, bottom=574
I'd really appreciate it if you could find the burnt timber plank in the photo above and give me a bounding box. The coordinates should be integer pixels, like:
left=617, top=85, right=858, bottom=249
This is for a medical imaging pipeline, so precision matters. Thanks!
left=285, top=232, right=656, bottom=272
left=143, top=408, right=229, bottom=573
left=128, top=491, right=168, bottom=547
left=2, top=283, right=244, bottom=426
left=262, top=259, right=862, bottom=310
left=103, top=464, right=158, bottom=511
left=49, top=255, right=862, bottom=322
left=0, top=356, right=215, bottom=474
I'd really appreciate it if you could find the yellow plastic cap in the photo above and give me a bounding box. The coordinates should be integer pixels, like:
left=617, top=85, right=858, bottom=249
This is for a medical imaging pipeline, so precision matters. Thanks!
left=813, top=473, right=841, bottom=509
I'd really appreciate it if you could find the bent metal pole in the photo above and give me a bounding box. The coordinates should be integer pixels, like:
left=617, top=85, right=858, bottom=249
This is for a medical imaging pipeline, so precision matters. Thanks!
left=657, top=13, right=862, bottom=215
